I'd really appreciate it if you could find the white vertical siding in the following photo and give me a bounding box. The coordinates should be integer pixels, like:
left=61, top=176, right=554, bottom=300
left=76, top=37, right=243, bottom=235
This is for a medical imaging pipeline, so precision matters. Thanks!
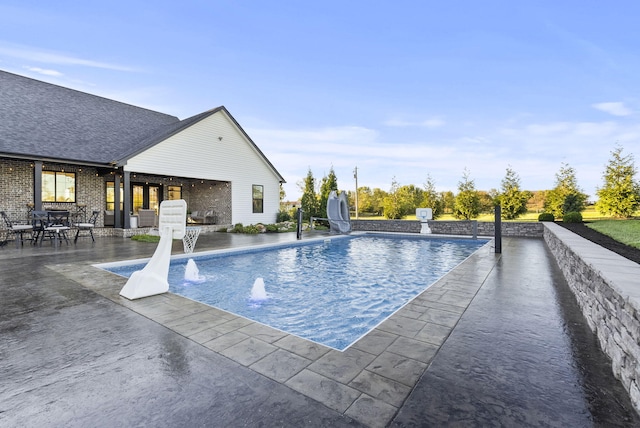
left=124, top=110, right=282, bottom=225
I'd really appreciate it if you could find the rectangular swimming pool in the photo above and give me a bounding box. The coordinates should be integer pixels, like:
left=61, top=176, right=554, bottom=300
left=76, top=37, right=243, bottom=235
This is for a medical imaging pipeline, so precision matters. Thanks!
left=101, top=234, right=489, bottom=350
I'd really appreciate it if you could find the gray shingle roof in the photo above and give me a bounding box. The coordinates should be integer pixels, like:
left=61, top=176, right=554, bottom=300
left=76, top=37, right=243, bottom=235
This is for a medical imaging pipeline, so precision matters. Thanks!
left=0, top=70, right=285, bottom=183
left=0, top=70, right=180, bottom=165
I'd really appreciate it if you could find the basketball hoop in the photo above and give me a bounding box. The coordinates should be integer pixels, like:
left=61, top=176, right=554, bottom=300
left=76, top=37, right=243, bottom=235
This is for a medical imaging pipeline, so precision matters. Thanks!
left=182, top=226, right=201, bottom=254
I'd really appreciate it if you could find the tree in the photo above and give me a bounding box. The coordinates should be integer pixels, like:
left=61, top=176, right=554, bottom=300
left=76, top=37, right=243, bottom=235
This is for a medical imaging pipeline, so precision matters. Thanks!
left=527, top=190, right=546, bottom=213
left=544, top=163, right=588, bottom=217
left=441, top=191, right=456, bottom=214
left=299, top=168, right=319, bottom=221
left=478, top=190, right=499, bottom=214
left=319, top=167, right=339, bottom=218
left=498, top=167, right=532, bottom=220
left=596, top=145, right=640, bottom=218
left=454, top=168, right=480, bottom=220
left=382, top=177, right=403, bottom=219
left=352, top=186, right=373, bottom=214
left=421, top=174, right=444, bottom=219
left=397, top=184, right=424, bottom=217
left=370, top=188, right=387, bottom=216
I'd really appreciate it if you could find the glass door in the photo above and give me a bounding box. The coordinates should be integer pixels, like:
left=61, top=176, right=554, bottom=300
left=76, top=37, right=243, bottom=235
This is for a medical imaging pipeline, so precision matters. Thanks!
left=106, top=182, right=123, bottom=211
left=131, top=183, right=162, bottom=214
left=149, top=185, right=160, bottom=214
left=132, top=185, right=144, bottom=214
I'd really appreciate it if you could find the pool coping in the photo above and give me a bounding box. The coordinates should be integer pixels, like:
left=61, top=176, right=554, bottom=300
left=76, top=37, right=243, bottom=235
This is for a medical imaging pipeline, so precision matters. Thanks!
left=50, top=236, right=499, bottom=427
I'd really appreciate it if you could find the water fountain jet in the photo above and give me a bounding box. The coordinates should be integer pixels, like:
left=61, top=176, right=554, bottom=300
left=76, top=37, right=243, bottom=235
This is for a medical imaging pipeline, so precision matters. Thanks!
left=184, top=258, right=205, bottom=283
left=250, top=277, right=268, bottom=300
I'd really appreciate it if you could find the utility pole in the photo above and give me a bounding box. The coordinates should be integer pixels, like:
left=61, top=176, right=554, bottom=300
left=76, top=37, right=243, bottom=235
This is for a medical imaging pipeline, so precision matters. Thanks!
left=353, top=166, right=359, bottom=219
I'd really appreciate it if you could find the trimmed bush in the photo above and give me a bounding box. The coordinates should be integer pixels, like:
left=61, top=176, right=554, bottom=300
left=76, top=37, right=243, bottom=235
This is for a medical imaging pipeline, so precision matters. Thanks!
left=231, top=223, right=244, bottom=233
left=538, top=212, right=555, bottom=222
left=242, top=224, right=261, bottom=234
left=276, top=210, right=291, bottom=223
left=563, top=212, right=583, bottom=223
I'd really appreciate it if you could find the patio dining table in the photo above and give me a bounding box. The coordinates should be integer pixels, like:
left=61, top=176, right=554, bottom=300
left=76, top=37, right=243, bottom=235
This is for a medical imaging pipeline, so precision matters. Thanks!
left=32, top=211, right=71, bottom=247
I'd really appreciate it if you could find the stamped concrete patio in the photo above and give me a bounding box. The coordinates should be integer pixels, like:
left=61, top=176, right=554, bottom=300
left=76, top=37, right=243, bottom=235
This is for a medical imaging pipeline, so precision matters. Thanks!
left=1, top=231, right=639, bottom=427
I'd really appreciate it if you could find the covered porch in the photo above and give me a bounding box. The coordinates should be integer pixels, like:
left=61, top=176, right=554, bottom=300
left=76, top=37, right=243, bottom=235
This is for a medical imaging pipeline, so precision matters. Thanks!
left=102, top=169, right=232, bottom=230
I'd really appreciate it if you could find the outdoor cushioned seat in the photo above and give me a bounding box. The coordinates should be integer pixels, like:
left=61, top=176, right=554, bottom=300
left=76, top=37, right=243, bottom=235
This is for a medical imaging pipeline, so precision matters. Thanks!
left=1, top=211, right=33, bottom=247
left=103, top=210, right=114, bottom=226
left=190, top=209, right=216, bottom=224
left=190, top=210, right=204, bottom=223
left=137, top=209, right=156, bottom=227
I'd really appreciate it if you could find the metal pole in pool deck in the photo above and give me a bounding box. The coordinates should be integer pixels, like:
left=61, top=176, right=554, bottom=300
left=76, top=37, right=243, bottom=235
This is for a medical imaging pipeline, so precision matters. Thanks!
left=296, top=208, right=303, bottom=240
left=494, top=205, right=502, bottom=253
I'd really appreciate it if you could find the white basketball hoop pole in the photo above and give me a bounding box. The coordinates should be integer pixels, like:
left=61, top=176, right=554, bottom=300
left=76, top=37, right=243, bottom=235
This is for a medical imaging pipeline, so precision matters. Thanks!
left=119, top=199, right=188, bottom=300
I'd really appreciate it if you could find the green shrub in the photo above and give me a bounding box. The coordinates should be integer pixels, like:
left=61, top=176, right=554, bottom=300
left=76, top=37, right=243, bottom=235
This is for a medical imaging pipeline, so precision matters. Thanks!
left=276, top=210, right=291, bottom=223
left=231, top=223, right=244, bottom=233
left=563, top=212, right=583, bottom=223
left=538, top=212, right=555, bottom=222
left=276, top=221, right=297, bottom=232
left=242, top=224, right=261, bottom=234
left=266, top=224, right=278, bottom=232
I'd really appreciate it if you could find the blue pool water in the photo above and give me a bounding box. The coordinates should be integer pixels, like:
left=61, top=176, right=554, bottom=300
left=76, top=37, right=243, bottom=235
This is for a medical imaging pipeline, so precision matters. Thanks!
left=105, top=234, right=488, bottom=350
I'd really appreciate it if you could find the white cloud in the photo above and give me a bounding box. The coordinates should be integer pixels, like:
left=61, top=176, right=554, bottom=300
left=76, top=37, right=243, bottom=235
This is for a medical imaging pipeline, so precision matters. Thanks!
left=252, top=116, right=639, bottom=201
left=592, top=102, right=633, bottom=116
left=0, top=42, right=138, bottom=72
left=384, top=117, right=445, bottom=128
left=23, top=66, right=62, bottom=76
left=250, top=126, right=379, bottom=156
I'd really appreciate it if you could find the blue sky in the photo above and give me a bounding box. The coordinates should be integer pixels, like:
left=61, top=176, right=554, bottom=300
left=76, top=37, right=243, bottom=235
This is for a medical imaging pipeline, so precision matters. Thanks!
left=1, top=1, right=639, bottom=201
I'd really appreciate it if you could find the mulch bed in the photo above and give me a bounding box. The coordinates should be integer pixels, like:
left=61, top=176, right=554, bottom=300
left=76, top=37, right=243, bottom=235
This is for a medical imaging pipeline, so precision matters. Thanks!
left=556, top=222, right=640, bottom=264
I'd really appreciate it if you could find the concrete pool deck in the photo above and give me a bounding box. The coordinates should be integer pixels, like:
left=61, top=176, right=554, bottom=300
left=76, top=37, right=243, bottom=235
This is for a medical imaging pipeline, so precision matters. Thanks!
left=1, top=232, right=639, bottom=427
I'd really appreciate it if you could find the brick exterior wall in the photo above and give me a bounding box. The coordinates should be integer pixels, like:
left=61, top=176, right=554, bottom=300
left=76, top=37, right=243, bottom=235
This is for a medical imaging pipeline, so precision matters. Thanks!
left=0, top=159, right=235, bottom=230
left=0, top=158, right=34, bottom=220
left=185, top=180, right=232, bottom=225
left=0, top=159, right=105, bottom=223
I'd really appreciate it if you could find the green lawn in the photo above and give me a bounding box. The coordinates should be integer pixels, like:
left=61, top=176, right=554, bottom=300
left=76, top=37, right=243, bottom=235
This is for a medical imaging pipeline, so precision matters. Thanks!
left=586, top=220, right=640, bottom=250
left=131, top=234, right=161, bottom=243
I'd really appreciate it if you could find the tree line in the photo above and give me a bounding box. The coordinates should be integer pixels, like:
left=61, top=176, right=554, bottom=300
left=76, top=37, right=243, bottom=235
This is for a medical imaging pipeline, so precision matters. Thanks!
left=285, top=145, right=640, bottom=221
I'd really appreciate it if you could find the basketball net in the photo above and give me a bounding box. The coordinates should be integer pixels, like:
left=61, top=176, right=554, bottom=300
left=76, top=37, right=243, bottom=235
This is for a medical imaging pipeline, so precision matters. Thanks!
left=182, top=226, right=201, bottom=254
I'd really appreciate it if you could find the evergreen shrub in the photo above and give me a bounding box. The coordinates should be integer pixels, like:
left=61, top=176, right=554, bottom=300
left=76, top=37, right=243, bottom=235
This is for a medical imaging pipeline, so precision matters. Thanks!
left=563, top=212, right=583, bottom=223
left=538, top=213, right=555, bottom=222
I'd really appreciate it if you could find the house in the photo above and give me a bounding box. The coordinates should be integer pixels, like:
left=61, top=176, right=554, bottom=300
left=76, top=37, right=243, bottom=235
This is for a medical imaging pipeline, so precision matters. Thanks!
left=0, top=70, right=285, bottom=232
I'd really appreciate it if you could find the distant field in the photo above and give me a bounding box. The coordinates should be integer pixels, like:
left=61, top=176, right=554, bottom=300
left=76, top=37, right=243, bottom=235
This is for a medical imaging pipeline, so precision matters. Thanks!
left=587, top=220, right=640, bottom=250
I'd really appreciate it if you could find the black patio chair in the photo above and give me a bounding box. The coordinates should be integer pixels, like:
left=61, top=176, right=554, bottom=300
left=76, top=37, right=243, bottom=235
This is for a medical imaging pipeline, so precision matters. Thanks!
left=31, top=211, right=48, bottom=245
left=74, top=210, right=100, bottom=243
left=1, top=211, right=33, bottom=248
left=41, top=211, right=70, bottom=246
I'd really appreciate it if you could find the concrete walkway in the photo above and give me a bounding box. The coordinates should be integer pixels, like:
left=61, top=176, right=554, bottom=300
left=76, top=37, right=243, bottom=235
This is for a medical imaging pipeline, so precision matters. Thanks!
left=1, top=232, right=639, bottom=427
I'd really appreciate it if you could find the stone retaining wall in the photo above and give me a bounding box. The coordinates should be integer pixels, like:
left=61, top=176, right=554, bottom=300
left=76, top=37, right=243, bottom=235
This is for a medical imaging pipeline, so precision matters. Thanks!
left=351, top=219, right=543, bottom=237
left=543, top=222, right=640, bottom=413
